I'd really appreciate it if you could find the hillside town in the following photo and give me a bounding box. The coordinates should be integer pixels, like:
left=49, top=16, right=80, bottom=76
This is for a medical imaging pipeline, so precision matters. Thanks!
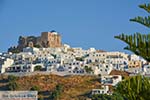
left=0, top=31, right=150, bottom=96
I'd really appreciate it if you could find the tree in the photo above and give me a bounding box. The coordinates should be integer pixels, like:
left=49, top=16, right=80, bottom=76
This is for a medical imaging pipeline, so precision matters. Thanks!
left=30, top=85, right=40, bottom=91
left=55, top=84, right=63, bottom=94
left=38, top=97, right=44, bottom=100
left=116, top=75, right=150, bottom=100
left=51, top=54, right=57, bottom=59
left=8, top=75, right=19, bottom=90
left=34, top=44, right=41, bottom=48
left=34, top=65, right=42, bottom=71
left=8, top=81, right=19, bottom=90
left=75, top=57, right=84, bottom=61
left=114, top=3, right=150, bottom=62
left=49, top=84, right=63, bottom=100
left=8, top=75, right=18, bottom=82
left=84, top=66, right=93, bottom=74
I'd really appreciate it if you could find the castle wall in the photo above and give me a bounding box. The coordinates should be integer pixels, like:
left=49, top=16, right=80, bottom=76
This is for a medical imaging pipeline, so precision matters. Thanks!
left=14, top=31, right=62, bottom=52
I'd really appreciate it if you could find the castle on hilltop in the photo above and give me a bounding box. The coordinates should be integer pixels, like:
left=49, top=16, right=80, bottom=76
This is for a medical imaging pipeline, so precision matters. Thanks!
left=8, top=30, right=62, bottom=52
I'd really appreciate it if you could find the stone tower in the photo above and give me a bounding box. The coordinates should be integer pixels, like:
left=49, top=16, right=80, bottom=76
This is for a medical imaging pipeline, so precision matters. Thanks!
left=40, top=31, right=62, bottom=48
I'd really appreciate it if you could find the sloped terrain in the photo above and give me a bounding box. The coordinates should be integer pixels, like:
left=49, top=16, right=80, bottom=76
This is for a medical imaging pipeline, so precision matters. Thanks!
left=0, top=74, right=101, bottom=100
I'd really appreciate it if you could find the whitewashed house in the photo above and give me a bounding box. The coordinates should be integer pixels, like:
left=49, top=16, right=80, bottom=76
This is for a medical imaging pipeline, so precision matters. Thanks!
left=0, top=58, right=14, bottom=73
left=64, top=61, right=85, bottom=74
left=105, top=52, right=128, bottom=70
left=105, top=57, right=128, bottom=70
left=6, top=63, right=35, bottom=72
left=142, top=64, right=150, bottom=75
left=23, top=47, right=39, bottom=54
left=92, top=63, right=113, bottom=75
left=101, top=75, right=122, bottom=86
left=92, top=85, right=109, bottom=95
left=45, top=58, right=61, bottom=71
left=85, top=52, right=106, bottom=64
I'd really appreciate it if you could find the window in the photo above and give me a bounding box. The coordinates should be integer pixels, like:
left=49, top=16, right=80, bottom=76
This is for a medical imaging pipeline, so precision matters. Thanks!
left=94, top=91, right=97, bottom=94
left=106, top=65, right=108, bottom=68
left=134, top=61, right=136, bottom=64
left=102, top=91, right=104, bottom=94
left=95, top=59, right=98, bottom=62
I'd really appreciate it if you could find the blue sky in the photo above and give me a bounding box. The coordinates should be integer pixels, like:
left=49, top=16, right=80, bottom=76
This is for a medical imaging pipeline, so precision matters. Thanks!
left=0, top=0, right=149, bottom=53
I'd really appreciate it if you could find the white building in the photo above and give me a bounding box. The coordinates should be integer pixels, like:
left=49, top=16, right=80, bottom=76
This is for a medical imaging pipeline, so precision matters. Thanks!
left=92, top=85, right=109, bottom=95
left=64, top=61, right=85, bottom=74
left=143, top=64, right=150, bottom=74
left=105, top=57, right=128, bottom=70
left=85, top=52, right=107, bottom=63
left=93, top=63, right=113, bottom=75
left=45, top=58, right=61, bottom=71
left=23, top=47, right=39, bottom=54
left=101, top=75, right=122, bottom=86
left=5, top=63, right=36, bottom=73
left=0, top=58, right=14, bottom=73
left=129, top=54, right=141, bottom=61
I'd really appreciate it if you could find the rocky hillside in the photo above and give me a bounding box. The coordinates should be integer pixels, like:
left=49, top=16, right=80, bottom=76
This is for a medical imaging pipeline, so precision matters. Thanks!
left=0, top=74, right=101, bottom=100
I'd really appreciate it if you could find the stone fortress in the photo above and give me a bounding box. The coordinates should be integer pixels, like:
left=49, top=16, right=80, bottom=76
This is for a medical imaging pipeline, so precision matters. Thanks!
left=8, top=30, right=62, bottom=52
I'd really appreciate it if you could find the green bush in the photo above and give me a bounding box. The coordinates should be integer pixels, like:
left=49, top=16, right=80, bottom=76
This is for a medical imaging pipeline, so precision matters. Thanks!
left=38, top=96, right=44, bottom=100
left=8, top=81, right=19, bottom=90
left=34, top=65, right=42, bottom=71
left=34, top=44, right=41, bottom=48
left=30, top=85, right=40, bottom=91
left=84, top=66, right=93, bottom=73
left=8, top=75, right=18, bottom=82
left=49, top=84, right=63, bottom=100
left=75, top=57, right=84, bottom=61
left=92, top=93, right=124, bottom=100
